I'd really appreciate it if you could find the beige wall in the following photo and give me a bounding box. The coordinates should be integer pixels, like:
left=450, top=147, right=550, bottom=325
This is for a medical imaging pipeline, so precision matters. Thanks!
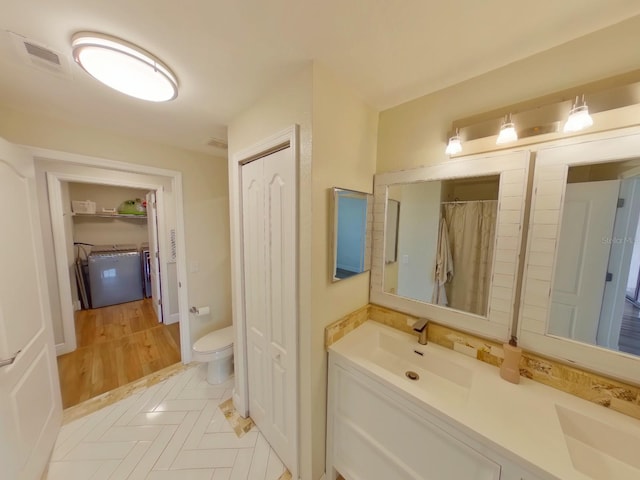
left=227, top=62, right=377, bottom=480
left=377, top=15, right=640, bottom=174
left=0, top=106, right=232, bottom=348
left=227, top=64, right=315, bottom=479
left=310, top=63, right=378, bottom=479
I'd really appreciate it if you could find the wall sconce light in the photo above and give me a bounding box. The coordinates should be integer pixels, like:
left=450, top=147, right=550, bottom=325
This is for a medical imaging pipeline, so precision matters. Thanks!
left=496, top=113, right=518, bottom=145
left=563, top=95, right=593, bottom=132
left=445, top=129, right=462, bottom=155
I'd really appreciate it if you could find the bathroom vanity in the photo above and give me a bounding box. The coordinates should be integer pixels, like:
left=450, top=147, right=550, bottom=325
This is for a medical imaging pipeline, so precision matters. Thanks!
left=326, top=321, right=640, bottom=480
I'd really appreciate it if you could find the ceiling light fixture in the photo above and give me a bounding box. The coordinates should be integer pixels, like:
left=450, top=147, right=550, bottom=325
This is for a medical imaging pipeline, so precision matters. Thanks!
left=563, top=95, right=593, bottom=133
left=445, top=129, right=462, bottom=155
left=496, top=114, right=518, bottom=145
left=71, top=32, right=178, bottom=102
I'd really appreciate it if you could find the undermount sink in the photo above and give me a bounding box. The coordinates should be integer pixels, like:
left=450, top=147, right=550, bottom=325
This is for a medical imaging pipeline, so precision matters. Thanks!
left=556, top=404, right=640, bottom=479
left=366, top=331, right=473, bottom=403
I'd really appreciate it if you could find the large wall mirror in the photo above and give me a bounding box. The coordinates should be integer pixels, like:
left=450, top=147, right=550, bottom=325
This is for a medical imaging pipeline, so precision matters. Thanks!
left=371, top=151, right=530, bottom=340
left=519, top=129, right=640, bottom=384
left=332, top=187, right=373, bottom=282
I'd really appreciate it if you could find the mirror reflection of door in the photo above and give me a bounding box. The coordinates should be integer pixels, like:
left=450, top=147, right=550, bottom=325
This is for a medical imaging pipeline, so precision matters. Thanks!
left=549, top=180, right=619, bottom=343
left=549, top=162, right=640, bottom=356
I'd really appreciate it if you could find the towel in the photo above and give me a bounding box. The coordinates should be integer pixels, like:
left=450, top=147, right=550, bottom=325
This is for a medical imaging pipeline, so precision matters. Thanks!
left=432, top=217, right=453, bottom=305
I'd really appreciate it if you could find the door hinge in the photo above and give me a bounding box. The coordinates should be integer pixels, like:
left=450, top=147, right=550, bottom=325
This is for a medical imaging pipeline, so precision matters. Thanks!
left=606, top=272, right=613, bottom=282
left=617, top=198, right=625, bottom=208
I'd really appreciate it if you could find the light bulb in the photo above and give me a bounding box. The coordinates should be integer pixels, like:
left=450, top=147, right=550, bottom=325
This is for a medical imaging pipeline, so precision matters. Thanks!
left=445, top=135, right=462, bottom=155
left=564, top=96, right=593, bottom=133
left=496, top=115, right=518, bottom=145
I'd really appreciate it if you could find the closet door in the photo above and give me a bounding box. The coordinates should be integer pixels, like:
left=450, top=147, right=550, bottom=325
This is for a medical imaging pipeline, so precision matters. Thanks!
left=242, top=158, right=269, bottom=428
left=241, top=147, right=297, bottom=475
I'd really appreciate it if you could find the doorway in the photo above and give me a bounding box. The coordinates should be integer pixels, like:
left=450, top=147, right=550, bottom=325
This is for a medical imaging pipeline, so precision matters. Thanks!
left=35, top=151, right=192, bottom=406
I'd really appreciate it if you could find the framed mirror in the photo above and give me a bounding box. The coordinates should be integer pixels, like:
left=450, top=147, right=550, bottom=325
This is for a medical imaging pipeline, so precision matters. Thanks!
left=332, top=187, right=373, bottom=282
left=371, top=150, right=530, bottom=340
left=519, top=129, right=640, bottom=384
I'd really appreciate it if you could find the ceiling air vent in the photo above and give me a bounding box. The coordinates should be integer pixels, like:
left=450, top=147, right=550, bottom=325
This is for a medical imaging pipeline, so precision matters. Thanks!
left=206, top=138, right=228, bottom=150
left=5, top=31, right=72, bottom=78
left=24, top=41, right=61, bottom=66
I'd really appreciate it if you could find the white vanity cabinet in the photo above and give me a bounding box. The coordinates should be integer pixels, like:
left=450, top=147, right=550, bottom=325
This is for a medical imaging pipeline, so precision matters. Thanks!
left=326, top=351, right=546, bottom=480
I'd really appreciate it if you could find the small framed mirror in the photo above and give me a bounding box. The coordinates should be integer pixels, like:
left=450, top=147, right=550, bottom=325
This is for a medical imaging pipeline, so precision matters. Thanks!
left=332, top=187, right=373, bottom=282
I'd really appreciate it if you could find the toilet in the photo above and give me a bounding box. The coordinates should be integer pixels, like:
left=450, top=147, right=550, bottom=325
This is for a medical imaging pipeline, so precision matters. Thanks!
left=192, top=325, right=234, bottom=384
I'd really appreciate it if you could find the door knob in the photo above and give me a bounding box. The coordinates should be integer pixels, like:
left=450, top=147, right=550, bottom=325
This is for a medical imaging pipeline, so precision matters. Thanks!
left=0, top=350, right=20, bottom=368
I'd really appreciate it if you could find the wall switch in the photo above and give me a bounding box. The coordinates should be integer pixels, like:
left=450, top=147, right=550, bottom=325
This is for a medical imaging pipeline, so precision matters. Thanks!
left=189, top=261, right=200, bottom=273
left=401, top=254, right=409, bottom=264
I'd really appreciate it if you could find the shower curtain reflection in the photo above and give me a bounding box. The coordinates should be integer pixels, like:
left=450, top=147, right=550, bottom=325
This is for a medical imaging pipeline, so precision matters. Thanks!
left=441, top=200, right=498, bottom=316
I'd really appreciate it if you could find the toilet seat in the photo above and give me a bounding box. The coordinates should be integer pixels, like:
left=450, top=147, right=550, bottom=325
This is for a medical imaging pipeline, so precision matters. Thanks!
left=193, top=325, right=234, bottom=354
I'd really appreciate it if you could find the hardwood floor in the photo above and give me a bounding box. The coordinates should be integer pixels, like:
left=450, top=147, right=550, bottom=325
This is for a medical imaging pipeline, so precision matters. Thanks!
left=57, top=298, right=181, bottom=409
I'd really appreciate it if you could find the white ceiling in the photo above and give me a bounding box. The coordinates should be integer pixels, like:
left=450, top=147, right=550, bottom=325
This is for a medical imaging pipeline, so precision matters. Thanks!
left=1, top=0, right=640, bottom=156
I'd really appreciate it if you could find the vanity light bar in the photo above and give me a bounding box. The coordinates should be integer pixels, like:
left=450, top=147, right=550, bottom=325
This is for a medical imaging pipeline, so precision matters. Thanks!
left=444, top=73, right=640, bottom=154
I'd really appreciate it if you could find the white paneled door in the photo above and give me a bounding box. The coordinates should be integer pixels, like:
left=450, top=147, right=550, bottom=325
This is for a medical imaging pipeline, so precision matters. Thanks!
left=0, top=137, right=62, bottom=479
left=241, top=147, right=297, bottom=477
left=146, top=190, right=163, bottom=323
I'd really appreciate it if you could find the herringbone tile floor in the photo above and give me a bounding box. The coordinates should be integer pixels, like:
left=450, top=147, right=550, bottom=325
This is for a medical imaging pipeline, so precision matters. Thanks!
left=47, top=364, right=286, bottom=480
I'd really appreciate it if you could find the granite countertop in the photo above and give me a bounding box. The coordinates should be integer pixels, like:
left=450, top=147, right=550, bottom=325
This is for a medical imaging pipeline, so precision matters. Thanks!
left=329, top=320, right=640, bottom=480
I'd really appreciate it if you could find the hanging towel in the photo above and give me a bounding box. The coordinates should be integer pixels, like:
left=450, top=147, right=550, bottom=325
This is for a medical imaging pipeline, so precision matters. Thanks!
left=432, top=217, right=454, bottom=305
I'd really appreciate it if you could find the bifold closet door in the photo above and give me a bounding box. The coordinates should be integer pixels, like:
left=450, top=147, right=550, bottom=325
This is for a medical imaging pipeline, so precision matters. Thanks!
left=241, top=147, right=296, bottom=474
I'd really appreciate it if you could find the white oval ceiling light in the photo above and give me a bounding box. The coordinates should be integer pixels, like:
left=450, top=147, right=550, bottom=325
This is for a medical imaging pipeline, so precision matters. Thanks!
left=71, top=32, right=178, bottom=102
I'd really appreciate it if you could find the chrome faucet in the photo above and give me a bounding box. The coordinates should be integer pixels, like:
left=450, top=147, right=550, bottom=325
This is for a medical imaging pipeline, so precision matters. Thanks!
left=412, top=318, right=429, bottom=345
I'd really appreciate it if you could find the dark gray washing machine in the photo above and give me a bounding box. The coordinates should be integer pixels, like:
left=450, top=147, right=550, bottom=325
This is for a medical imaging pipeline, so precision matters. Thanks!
left=88, top=244, right=143, bottom=308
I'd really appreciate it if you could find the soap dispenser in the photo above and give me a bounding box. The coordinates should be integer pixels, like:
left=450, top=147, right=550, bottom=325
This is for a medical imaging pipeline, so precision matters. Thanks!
left=500, top=336, right=522, bottom=384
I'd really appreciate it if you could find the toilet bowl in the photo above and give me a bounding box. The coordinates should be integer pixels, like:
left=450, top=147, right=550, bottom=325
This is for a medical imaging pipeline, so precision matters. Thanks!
left=192, top=325, right=234, bottom=384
